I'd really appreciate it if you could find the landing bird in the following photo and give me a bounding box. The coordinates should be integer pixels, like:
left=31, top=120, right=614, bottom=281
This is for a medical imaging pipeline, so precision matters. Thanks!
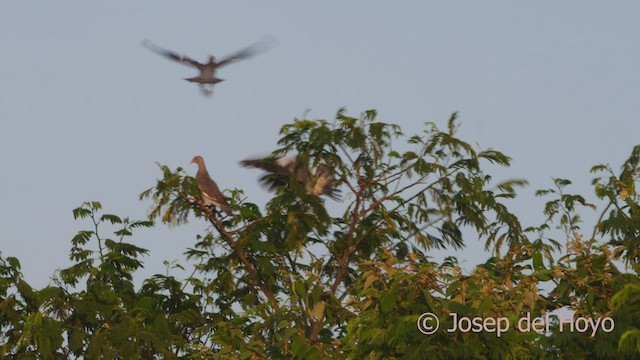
left=142, top=37, right=275, bottom=96
left=190, top=155, right=233, bottom=215
left=240, top=155, right=341, bottom=201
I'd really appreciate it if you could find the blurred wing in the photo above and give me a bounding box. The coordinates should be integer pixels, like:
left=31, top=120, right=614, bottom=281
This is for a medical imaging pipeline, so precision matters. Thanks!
left=142, top=39, right=203, bottom=68
left=313, top=164, right=341, bottom=201
left=241, top=155, right=297, bottom=193
left=258, top=173, right=291, bottom=192
left=216, top=36, right=277, bottom=68
left=240, top=156, right=291, bottom=175
left=323, top=188, right=342, bottom=201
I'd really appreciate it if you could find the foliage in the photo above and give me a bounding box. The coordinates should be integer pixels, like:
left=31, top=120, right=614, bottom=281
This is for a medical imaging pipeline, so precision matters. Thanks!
left=1, top=110, right=639, bottom=358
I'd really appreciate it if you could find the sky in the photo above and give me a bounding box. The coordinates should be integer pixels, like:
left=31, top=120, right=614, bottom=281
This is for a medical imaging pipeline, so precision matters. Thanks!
left=1, top=2, right=639, bottom=288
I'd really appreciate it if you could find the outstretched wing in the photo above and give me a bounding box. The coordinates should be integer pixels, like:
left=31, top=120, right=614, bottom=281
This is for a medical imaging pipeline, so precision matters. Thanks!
left=216, top=36, right=277, bottom=68
left=240, top=155, right=294, bottom=192
left=312, top=164, right=342, bottom=201
left=240, top=155, right=292, bottom=174
left=142, top=39, right=203, bottom=69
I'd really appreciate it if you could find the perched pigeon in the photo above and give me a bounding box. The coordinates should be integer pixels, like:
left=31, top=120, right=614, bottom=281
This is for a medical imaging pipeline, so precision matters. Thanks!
left=240, top=155, right=341, bottom=200
left=190, top=155, right=233, bottom=215
left=142, top=37, right=275, bottom=96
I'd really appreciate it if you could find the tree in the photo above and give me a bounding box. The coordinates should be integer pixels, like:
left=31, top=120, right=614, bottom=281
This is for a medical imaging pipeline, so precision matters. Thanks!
left=1, top=109, right=638, bottom=358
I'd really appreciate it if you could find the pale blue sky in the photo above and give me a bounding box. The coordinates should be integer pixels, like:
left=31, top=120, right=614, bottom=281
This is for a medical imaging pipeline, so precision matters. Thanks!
left=1, top=2, right=638, bottom=287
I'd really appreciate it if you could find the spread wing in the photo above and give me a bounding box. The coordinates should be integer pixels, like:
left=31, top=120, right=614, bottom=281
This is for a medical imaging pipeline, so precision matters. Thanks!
left=216, top=36, right=277, bottom=68
left=240, top=156, right=291, bottom=174
left=240, top=155, right=295, bottom=192
left=142, top=39, right=203, bottom=69
left=312, top=164, right=342, bottom=201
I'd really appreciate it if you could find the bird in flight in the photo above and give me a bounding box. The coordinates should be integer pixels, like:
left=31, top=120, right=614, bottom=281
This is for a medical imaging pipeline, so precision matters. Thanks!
left=240, top=155, right=341, bottom=201
left=143, top=37, right=276, bottom=96
left=190, top=155, right=233, bottom=216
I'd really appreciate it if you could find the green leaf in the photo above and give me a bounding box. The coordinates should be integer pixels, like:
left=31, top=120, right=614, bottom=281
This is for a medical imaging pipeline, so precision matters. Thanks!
left=101, top=214, right=122, bottom=224
left=532, top=251, right=544, bottom=271
left=380, top=293, right=396, bottom=314
left=294, top=281, right=307, bottom=298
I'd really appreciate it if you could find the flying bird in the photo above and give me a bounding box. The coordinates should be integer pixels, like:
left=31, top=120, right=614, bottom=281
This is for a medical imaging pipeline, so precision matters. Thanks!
left=240, top=155, right=341, bottom=200
left=142, top=37, right=275, bottom=96
left=190, top=155, right=233, bottom=215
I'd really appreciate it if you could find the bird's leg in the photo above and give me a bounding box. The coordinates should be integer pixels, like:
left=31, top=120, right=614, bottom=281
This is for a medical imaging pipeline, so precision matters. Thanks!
left=199, top=84, right=213, bottom=97
left=203, top=205, right=230, bottom=221
left=204, top=204, right=216, bottom=214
